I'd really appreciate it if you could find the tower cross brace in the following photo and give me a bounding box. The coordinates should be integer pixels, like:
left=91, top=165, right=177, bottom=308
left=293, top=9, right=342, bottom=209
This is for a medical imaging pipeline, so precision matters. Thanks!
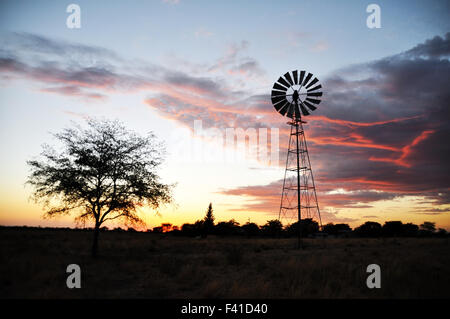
left=279, top=116, right=322, bottom=248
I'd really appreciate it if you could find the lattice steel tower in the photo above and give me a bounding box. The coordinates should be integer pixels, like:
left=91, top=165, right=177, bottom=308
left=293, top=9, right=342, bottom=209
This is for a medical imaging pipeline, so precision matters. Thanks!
left=270, top=70, right=323, bottom=247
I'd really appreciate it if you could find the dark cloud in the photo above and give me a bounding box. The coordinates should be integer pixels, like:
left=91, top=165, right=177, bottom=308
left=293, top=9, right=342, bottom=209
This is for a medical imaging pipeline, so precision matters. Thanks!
left=404, top=32, right=450, bottom=59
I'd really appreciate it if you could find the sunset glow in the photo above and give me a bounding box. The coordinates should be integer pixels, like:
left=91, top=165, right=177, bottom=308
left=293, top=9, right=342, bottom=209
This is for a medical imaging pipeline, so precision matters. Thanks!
left=0, top=0, right=449, bottom=231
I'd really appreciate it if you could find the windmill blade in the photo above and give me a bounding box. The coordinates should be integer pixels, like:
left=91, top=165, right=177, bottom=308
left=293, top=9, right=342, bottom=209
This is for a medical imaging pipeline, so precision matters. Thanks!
left=307, top=84, right=322, bottom=92
left=277, top=76, right=291, bottom=89
left=273, top=82, right=288, bottom=92
left=305, top=97, right=321, bottom=105
left=278, top=101, right=290, bottom=115
left=299, top=102, right=310, bottom=116
left=294, top=103, right=301, bottom=119
left=284, top=72, right=294, bottom=86
left=292, top=70, right=299, bottom=85
left=271, top=90, right=287, bottom=97
left=305, top=77, right=319, bottom=89
left=271, top=95, right=286, bottom=105
left=274, top=99, right=289, bottom=111
left=303, top=73, right=313, bottom=87
left=307, top=91, right=322, bottom=97
left=303, top=100, right=317, bottom=111
left=273, top=99, right=288, bottom=111
left=299, top=71, right=305, bottom=86
left=272, top=91, right=286, bottom=97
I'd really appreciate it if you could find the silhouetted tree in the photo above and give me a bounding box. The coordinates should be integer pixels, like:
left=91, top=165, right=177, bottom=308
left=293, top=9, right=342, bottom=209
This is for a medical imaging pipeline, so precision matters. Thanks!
left=402, top=223, right=419, bottom=237
left=286, top=219, right=320, bottom=237
left=152, top=226, right=163, bottom=233
left=322, top=223, right=335, bottom=235
left=382, top=221, right=404, bottom=237
left=242, top=222, right=260, bottom=237
left=203, top=203, right=215, bottom=237
left=215, top=219, right=240, bottom=236
left=420, top=221, right=436, bottom=232
left=26, top=119, right=173, bottom=257
left=354, top=221, right=382, bottom=237
left=181, top=223, right=196, bottom=236
left=322, top=223, right=352, bottom=236
left=419, top=221, right=436, bottom=237
left=170, top=225, right=181, bottom=236
left=194, top=220, right=205, bottom=237
left=261, top=219, right=283, bottom=237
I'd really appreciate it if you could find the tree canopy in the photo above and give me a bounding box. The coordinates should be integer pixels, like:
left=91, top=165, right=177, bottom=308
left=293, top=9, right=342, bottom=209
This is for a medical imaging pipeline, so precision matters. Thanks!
left=27, top=118, right=173, bottom=256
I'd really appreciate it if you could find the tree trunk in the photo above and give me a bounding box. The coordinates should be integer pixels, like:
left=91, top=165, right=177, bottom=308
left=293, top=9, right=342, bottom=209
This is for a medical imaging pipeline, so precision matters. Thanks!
left=92, top=223, right=100, bottom=257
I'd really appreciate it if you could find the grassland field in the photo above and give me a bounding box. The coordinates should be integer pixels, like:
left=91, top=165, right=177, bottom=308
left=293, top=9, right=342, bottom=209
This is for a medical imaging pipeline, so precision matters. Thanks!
left=1, top=227, right=449, bottom=298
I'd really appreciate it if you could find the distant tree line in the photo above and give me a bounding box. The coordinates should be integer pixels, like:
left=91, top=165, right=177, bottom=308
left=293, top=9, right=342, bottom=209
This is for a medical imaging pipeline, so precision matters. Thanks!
left=141, top=203, right=447, bottom=238
left=6, top=218, right=447, bottom=239
left=12, top=200, right=446, bottom=239
left=136, top=204, right=448, bottom=238
left=138, top=219, right=447, bottom=238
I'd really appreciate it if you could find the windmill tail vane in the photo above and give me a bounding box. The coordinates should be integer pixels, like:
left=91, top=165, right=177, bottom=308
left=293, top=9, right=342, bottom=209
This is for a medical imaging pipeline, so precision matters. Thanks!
left=271, top=70, right=323, bottom=247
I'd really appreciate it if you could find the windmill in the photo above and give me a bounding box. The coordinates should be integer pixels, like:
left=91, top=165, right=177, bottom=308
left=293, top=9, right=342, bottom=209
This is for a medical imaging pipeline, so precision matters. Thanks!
left=271, top=70, right=322, bottom=248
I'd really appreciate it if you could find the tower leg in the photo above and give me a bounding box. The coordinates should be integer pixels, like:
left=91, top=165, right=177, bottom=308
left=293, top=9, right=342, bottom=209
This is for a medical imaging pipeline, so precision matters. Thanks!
left=295, top=120, right=302, bottom=249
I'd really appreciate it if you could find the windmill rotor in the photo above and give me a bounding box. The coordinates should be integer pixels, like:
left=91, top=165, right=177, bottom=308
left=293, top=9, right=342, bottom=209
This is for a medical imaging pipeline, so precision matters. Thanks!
left=271, top=70, right=322, bottom=120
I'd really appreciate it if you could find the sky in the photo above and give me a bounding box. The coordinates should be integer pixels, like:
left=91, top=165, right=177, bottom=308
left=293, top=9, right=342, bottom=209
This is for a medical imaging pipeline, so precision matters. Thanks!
left=0, top=0, right=449, bottom=230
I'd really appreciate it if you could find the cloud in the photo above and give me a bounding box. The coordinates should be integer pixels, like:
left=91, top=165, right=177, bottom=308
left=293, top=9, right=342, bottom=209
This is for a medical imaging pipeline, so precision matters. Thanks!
left=0, top=32, right=267, bottom=106
left=404, top=32, right=450, bottom=59
left=0, top=32, right=243, bottom=102
left=208, top=40, right=266, bottom=80
left=40, top=86, right=107, bottom=100
left=413, top=207, right=450, bottom=215
left=194, top=28, right=214, bottom=39
left=2, top=32, right=120, bottom=61
left=228, top=60, right=265, bottom=77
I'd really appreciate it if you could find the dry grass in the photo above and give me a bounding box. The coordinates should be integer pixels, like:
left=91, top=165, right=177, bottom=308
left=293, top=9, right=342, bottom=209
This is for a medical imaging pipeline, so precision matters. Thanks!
left=1, top=227, right=449, bottom=298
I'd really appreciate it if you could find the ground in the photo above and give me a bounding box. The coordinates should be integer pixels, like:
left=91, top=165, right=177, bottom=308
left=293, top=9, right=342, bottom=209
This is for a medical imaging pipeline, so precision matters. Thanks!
left=1, top=227, right=449, bottom=298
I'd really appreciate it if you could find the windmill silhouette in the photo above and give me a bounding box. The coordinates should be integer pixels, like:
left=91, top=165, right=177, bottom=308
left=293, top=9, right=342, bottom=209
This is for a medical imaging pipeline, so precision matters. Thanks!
left=271, top=70, right=323, bottom=248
